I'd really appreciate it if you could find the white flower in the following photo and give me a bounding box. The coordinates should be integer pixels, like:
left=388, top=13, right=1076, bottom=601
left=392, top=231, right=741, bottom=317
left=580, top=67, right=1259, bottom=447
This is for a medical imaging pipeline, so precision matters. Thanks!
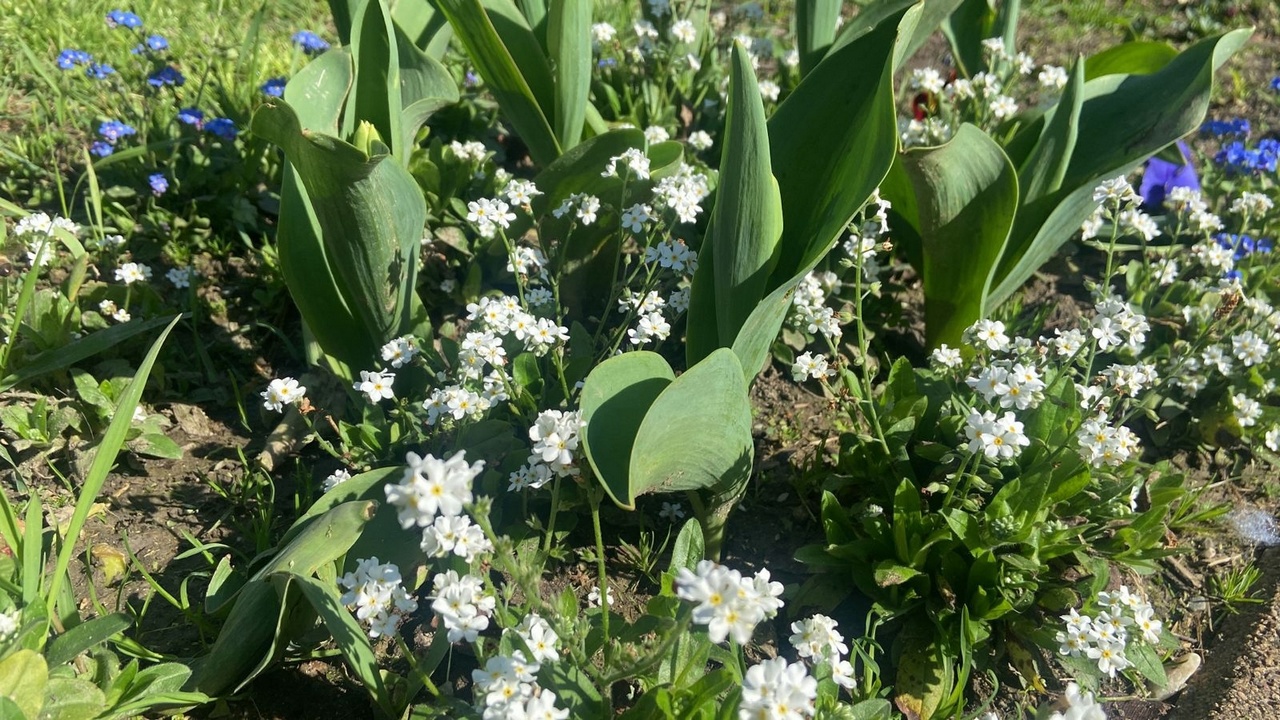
left=380, top=336, right=420, bottom=369
left=339, top=557, right=418, bottom=639
left=758, top=80, right=781, bottom=102
left=602, top=147, right=651, bottom=180
left=659, top=501, right=686, bottom=521
left=511, top=613, right=561, bottom=664
left=643, top=125, right=670, bottom=144
left=1050, top=682, right=1107, bottom=720
left=0, top=608, right=19, bottom=641
left=670, top=19, right=696, bottom=43
left=1232, top=191, right=1273, bottom=217
left=969, top=319, right=1011, bottom=352
left=322, top=468, right=352, bottom=492
left=1233, top=393, right=1262, bottom=427
left=450, top=140, right=488, bottom=162
left=590, top=22, right=616, bottom=44
left=354, top=369, right=395, bottom=403
left=1080, top=205, right=1106, bottom=240
left=782, top=48, right=800, bottom=68
left=792, top=352, right=833, bottom=382
left=1086, top=639, right=1130, bottom=677
left=739, top=657, right=818, bottom=720
left=675, top=560, right=784, bottom=645
left=1118, top=208, right=1160, bottom=242
left=628, top=311, right=671, bottom=346
left=965, top=410, right=1029, bottom=460
left=1266, top=426, right=1280, bottom=452
left=587, top=585, right=614, bottom=607
left=166, top=266, right=194, bottom=288
left=115, top=262, right=153, bottom=285
left=1038, top=65, right=1068, bottom=90
left=421, top=514, right=493, bottom=562
left=910, top=67, right=945, bottom=94
left=687, top=130, right=713, bottom=151
left=261, top=377, right=306, bottom=412
left=431, top=570, right=495, bottom=643
left=384, top=451, right=483, bottom=528
left=1232, top=330, right=1269, bottom=367
left=1092, top=177, right=1140, bottom=208
left=989, top=94, right=1019, bottom=120
left=931, top=344, right=963, bottom=369
left=529, top=410, right=583, bottom=477
left=789, top=614, right=849, bottom=666
left=576, top=194, right=600, bottom=225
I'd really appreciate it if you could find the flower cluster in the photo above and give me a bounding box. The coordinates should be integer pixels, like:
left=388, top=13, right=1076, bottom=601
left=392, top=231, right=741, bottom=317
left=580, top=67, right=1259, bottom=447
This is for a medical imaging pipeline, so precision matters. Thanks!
left=292, top=30, right=330, bottom=54
left=13, top=212, right=79, bottom=267
left=471, top=651, right=569, bottom=719
left=92, top=119, right=137, bottom=157
left=339, top=557, right=417, bottom=638
left=430, top=569, right=496, bottom=643
left=510, top=409, right=583, bottom=491
left=1055, top=586, right=1162, bottom=678
left=788, top=614, right=856, bottom=691
left=674, top=560, right=784, bottom=644
left=739, top=657, right=818, bottom=720
left=788, top=272, right=843, bottom=341
left=384, top=450, right=483, bottom=529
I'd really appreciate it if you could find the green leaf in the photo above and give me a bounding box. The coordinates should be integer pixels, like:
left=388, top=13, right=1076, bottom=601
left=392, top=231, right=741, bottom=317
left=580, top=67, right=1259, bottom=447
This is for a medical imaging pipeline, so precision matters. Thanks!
left=710, top=44, right=784, bottom=349
left=941, top=0, right=996, bottom=77
left=767, top=4, right=902, bottom=284
left=893, top=622, right=949, bottom=720
left=284, top=48, right=353, bottom=136
left=46, top=317, right=181, bottom=619
left=1084, top=41, right=1177, bottom=80
left=253, top=100, right=427, bottom=351
left=1127, top=642, right=1168, bottom=688
left=255, top=500, right=378, bottom=579
left=290, top=574, right=395, bottom=717
left=345, top=0, right=402, bottom=155
left=988, top=29, right=1250, bottom=305
left=45, top=614, right=132, bottom=667
left=397, top=23, right=461, bottom=156
left=580, top=352, right=675, bottom=510
left=0, top=650, right=47, bottom=719
left=547, top=0, right=590, bottom=149
left=1018, top=58, right=1084, bottom=204
left=830, top=0, right=961, bottom=73
left=38, top=677, right=103, bottom=720
left=628, top=349, right=753, bottom=504
left=668, top=518, right=706, bottom=573
left=437, top=0, right=560, bottom=165
left=796, top=0, right=842, bottom=75
left=0, top=316, right=178, bottom=393
left=891, top=124, right=1018, bottom=347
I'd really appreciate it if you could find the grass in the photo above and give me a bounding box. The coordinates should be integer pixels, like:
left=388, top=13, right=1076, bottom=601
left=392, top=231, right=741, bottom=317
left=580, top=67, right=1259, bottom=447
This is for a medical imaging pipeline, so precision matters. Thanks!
left=0, top=0, right=332, bottom=210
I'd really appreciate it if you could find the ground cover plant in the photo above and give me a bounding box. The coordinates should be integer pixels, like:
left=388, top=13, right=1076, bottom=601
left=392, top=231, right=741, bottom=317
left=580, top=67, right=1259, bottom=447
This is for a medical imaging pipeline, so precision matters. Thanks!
left=2, top=0, right=1280, bottom=718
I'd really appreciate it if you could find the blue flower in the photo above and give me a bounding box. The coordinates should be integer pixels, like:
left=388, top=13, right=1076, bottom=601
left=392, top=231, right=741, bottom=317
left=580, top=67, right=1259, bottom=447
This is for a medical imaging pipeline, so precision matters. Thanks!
left=85, top=63, right=115, bottom=80
left=1272, top=77, right=1280, bottom=92
left=205, top=117, right=238, bottom=141
left=57, top=49, right=92, bottom=69
left=1225, top=269, right=1243, bottom=282
left=97, top=120, right=137, bottom=144
left=260, top=76, right=287, bottom=97
left=291, top=30, right=330, bottom=55
left=148, top=173, right=169, bottom=196
left=177, top=107, right=205, bottom=128
left=1201, top=118, right=1251, bottom=138
left=464, top=70, right=480, bottom=88
left=148, top=66, right=185, bottom=88
left=90, top=141, right=115, bottom=157
left=1214, top=139, right=1280, bottom=175
left=1140, top=139, right=1199, bottom=211
left=106, top=9, right=143, bottom=29
left=597, top=58, right=617, bottom=68
left=146, top=34, right=168, bottom=51
left=1259, top=238, right=1274, bottom=254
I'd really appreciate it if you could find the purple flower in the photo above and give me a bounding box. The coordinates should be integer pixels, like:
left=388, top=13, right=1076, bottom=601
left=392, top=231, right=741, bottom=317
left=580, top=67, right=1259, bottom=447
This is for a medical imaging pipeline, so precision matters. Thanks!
left=90, top=141, right=115, bottom=158
left=291, top=30, right=329, bottom=55
left=148, top=66, right=185, bottom=88
left=260, top=76, right=286, bottom=97
left=57, top=49, right=92, bottom=70
left=106, top=9, right=143, bottom=29
left=148, top=173, right=169, bottom=196
left=176, top=107, right=205, bottom=128
left=205, top=117, right=238, bottom=141
left=1140, top=140, right=1199, bottom=211
left=85, top=63, right=115, bottom=80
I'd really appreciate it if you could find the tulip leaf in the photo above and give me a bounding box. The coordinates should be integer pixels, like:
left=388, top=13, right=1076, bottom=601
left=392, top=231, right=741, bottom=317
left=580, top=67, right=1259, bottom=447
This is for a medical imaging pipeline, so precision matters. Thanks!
left=896, top=124, right=1018, bottom=348
left=547, top=0, right=591, bottom=149
left=437, top=0, right=560, bottom=165
left=291, top=574, right=395, bottom=717
left=941, top=0, right=996, bottom=77
left=253, top=100, right=427, bottom=349
left=397, top=22, right=460, bottom=155
left=697, top=44, right=783, bottom=358
left=1084, top=40, right=1177, bottom=80
left=1017, top=58, right=1083, bottom=204
left=988, top=28, right=1250, bottom=306
left=796, top=0, right=841, bottom=76
left=628, top=349, right=753, bottom=504
left=346, top=0, right=402, bottom=156
left=580, top=352, right=675, bottom=510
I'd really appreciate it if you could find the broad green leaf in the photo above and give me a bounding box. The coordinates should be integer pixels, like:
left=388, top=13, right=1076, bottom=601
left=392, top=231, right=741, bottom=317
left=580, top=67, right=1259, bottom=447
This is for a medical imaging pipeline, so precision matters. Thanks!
left=830, top=0, right=961, bottom=72
left=291, top=574, right=395, bottom=717
left=1084, top=40, right=1177, bottom=80
left=893, top=622, right=949, bottom=720
left=1127, top=642, right=1168, bottom=688
left=284, top=48, right=353, bottom=136
left=547, top=0, right=590, bottom=149
left=45, top=613, right=132, bottom=667
left=192, top=580, right=280, bottom=695
left=46, top=318, right=180, bottom=619
left=580, top=352, right=675, bottom=510
left=39, top=676, right=104, bottom=720
left=255, top=500, right=377, bottom=579
left=393, top=0, right=454, bottom=58
left=0, top=650, right=47, bottom=719
left=396, top=22, right=460, bottom=155
left=1017, top=58, right=1084, bottom=204
left=796, top=0, right=842, bottom=75
left=893, top=124, right=1018, bottom=347
left=253, top=100, right=427, bottom=348
left=628, top=349, right=753, bottom=505
left=767, top=4, right=902, bottom=285
left=988, top=28, right=1250, bottom=305
left=437, top=0, right=560, bottom=165
left=704, top=44, right=783, bottom=351
left=345, top=0, right=403, bottom=156
left=668, top=518, right=705, bottom=573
